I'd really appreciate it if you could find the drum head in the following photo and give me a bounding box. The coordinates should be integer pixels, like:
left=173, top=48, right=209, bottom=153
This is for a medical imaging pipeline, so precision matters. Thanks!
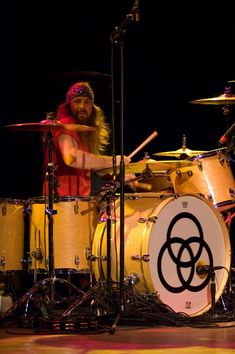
left=139, top=194, right=230, bottom=316
left=92, top=193, right=231, bottom=316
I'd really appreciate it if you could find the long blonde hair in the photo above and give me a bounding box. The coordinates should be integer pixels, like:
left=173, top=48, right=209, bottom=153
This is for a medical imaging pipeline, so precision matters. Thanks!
left=79, top=104, right=110, bottom=154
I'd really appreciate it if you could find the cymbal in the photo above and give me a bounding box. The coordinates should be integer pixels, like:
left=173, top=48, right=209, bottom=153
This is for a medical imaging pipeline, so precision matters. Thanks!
left=153, top=148, right=208, bottom=158
left=4, top=120, right=95, bottom=132
left=56, top=70, right=112, bottom=83
left=190, top=92, right=235, bottom=105
left=96, top=160, right=198, bottom=175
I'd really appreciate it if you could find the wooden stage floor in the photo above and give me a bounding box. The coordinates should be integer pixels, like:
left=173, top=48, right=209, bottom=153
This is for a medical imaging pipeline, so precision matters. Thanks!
left=1, top=322, right=235, bottom=353
left=1, top=280, right=235, bottom=354
left=1, top=265, right=235, bottom=353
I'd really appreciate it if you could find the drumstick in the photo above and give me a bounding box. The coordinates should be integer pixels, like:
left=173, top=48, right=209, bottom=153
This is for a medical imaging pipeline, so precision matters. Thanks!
left=128, top=131, right=158, bottom=159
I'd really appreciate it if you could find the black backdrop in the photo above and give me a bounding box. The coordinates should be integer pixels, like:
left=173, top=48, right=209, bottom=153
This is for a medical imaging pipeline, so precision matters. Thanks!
left=1, top=0, right=235, bottom=198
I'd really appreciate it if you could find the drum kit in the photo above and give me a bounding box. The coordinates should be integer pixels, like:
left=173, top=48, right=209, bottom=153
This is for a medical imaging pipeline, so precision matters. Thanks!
left=1, top=88, right=235, bottom=319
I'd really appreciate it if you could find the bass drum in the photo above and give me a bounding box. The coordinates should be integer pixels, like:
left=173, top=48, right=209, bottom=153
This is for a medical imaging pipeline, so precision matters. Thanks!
left=0, top=199, right=25, bottom=272
left=92, top=193, right=231, bottom=317
left=29, top=196, right=99, bottom=273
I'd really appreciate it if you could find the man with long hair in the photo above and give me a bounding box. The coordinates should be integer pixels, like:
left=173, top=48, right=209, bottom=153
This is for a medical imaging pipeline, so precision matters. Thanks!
left=43, top=81, right=130, bottom=196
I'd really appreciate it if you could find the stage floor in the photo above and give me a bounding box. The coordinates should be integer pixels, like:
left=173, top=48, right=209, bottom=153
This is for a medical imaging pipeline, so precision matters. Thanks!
left=1, top=323, right=235, bottom=353
left=1, top=270, right=235, bottom=353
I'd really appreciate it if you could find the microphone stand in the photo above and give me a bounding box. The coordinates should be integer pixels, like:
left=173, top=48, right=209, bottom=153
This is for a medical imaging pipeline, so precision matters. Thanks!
left=109, top=5, right=136, bottom=335
left=210, top=270, right=216, bottom=317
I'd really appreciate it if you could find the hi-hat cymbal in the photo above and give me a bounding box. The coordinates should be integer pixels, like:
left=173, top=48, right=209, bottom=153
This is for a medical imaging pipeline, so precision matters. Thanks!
left=190, top=92, right=235, bottom=105
left=4, top=120, right=95, bottom=132
left=96, top=160, right=198, bottom=175
left=153, top=148, right=208, bottom=158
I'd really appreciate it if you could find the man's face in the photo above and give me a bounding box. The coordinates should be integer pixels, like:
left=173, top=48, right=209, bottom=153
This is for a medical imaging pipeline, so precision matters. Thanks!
left=70, top=96, right=93, bottom=124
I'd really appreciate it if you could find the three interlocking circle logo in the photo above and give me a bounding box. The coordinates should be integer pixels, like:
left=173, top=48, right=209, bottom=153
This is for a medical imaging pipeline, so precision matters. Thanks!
left=157, top=212, right=213, bottom=293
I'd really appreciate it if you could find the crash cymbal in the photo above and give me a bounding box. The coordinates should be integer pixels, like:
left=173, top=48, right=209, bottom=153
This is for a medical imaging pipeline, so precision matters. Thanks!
left=153, top=148, right=208, bottom=158
left=190, top=92, right=235, bottom=105
left=4, top=120, right=95, bottom=132
left=56, top=70, right=112, bottom=82
left=96, top=160, right=198, bottom=175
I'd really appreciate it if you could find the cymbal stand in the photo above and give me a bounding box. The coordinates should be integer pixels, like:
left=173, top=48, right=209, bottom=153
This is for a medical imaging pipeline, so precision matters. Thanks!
left=3, top=124, right=83, bottom=321
left=222, top=87, right=233, bottom=131
left=43, top=127, right=56, bottom=302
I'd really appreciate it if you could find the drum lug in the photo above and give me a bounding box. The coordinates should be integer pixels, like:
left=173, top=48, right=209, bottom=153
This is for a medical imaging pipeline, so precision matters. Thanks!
left=88, top=247, right=107, bottom=262
left=0, top=256, right=6, bottom=268
left=198, top=163, right=203, bottom=171
left=207, top=194, right=213, bottom=202
left=73, top=255, right=80, bottom=266
left=148, top=216, right=158, bottom=223
left=90, top=254, right=107, bottom=261
left=176, top=169, right=181, bottom=176
left=229, top=188, right=235, bottom=197
left=187, top=170, right=193, bottom=177
left=138, top=217, right=147, bottom=223
left=131, top=254, right=150, bottom=262
left=138, top=216, right=158, bottom=223
left=85, top=247, right=92, bottom=260
left=74, top=201, right=79, bottom=214
left=1, top=205, right=7, bottom=216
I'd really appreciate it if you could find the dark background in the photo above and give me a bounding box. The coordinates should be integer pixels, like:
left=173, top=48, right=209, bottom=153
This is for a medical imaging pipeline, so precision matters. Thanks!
left=1, top=0, right=235, bottom=199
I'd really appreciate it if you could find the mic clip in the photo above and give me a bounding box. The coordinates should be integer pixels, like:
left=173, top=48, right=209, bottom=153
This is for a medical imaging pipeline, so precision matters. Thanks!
left=196, top=265, right=224, bottom=275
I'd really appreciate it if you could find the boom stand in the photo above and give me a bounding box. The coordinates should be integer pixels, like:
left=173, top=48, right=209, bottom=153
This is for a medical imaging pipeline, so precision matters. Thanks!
left=3, top=126, right=83, bottom=321
left=109, top=4, right=138, bottom=334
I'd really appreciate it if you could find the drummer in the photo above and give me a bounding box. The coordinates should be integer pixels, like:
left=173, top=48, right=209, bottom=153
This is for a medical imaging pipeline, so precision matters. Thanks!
left=42, top=81, right=131, bottom=197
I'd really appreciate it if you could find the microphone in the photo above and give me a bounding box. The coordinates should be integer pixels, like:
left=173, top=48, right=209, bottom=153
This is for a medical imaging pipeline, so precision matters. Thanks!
left=218, top=122, right=235, bottom=146
left=133, top=0, right=140, bottom=22
left=196, top=265, right=224, bottom=275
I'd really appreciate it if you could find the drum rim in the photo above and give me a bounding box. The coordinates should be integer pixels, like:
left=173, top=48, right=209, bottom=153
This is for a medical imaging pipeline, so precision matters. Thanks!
left=0, top=198, right=26, bottom=204
left=28, top=195, right=97, bottom=203
left=189, top=147, right=228, bottom=161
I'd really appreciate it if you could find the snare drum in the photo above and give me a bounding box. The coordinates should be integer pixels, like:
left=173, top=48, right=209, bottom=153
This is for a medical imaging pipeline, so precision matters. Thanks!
left=92, top=192, right=230, bottom=316
left=134, top=171, right=173, bottom=193
left=170, top=149, right=235, bottom=210
left=0, top=199, right=25, bottom=272
left=28, top=196, right=99, bottom=272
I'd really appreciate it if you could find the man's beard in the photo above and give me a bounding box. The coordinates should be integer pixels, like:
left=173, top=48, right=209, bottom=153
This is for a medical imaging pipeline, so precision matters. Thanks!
left=76, top=111, right=90, bottom=124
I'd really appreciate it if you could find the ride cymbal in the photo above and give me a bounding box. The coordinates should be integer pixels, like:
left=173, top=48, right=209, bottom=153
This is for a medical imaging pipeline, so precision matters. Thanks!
left=190, top=92, right=235, bottom=105
left=4, top=120, right=96, bottom=132
left=96, top=160, right=198, bottom=175
left=153, top=148, right=208, bottom=158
